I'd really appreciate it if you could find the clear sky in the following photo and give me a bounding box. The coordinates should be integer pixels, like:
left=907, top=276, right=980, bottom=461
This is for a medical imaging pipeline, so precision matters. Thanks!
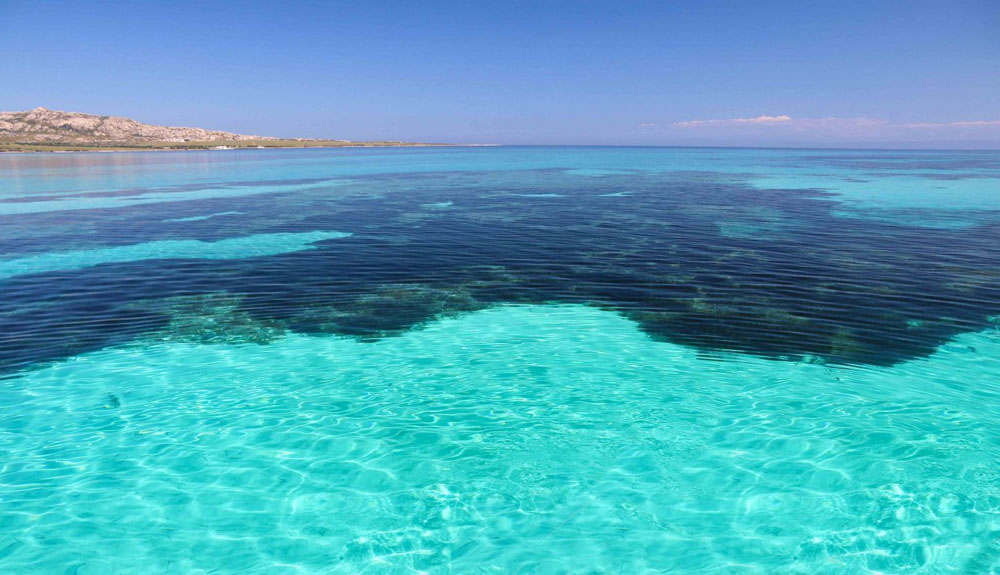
left=2, top=0, right=999, bottom=147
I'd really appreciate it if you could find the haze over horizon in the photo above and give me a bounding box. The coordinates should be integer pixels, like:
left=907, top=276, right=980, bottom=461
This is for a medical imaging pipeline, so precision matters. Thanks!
left=2, top=0, right=999, bottom=148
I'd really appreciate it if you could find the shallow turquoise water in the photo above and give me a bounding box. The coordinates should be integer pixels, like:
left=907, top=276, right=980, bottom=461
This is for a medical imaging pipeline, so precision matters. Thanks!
left=3, top=306, right=1000, bottom=574
left=0, top=231, right=350, bottom=280
left=1, top=147, right=999, bottom=573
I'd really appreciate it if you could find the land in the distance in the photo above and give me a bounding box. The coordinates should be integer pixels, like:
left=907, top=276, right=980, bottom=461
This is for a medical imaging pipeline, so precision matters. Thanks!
left=0, top=107, right=446, bottom=152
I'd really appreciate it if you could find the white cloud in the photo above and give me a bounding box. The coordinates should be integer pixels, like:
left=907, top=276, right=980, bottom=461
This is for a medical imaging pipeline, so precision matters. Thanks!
left=792, top=117, right=888, bottom=128
left=674, top=115, right=791, bottom=127
left=638, top=114, right=1000, bottom=146
left=672, top=115, right=1000, bottom=132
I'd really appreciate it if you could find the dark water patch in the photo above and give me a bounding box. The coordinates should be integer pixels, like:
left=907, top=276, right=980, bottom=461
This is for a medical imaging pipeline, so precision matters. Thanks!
left=131, top=292, right=286, bottom=345
left=1, top=166, right=999, bottom=372
left=104, top=393, right=121, bottom=409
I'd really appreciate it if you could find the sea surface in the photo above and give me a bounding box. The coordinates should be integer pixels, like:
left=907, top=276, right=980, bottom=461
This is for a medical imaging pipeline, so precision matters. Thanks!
left=1, top=146, right=999, bottom=574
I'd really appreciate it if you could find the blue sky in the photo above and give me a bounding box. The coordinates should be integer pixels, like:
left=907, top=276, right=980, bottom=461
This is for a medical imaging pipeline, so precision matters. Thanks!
left=2, top=0, right=999, bottom=147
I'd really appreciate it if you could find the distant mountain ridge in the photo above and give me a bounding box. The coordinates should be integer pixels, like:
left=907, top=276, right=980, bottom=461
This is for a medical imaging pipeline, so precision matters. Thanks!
left=0, top=107, right=273, bottom=144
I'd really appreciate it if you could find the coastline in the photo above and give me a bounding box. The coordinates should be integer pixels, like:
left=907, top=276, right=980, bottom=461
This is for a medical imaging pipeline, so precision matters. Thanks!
left=0, top=140, right=454, bottom=153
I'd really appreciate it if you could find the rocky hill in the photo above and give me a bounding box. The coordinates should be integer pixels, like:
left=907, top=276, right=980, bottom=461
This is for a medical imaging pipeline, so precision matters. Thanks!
left=0, top=107, right=272, bottom=145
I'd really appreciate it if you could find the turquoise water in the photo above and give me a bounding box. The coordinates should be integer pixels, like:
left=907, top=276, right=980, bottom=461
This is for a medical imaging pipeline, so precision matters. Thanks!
left=1, top=147, right=999, bottom=573
left=0, top=231, right=349, bottom=280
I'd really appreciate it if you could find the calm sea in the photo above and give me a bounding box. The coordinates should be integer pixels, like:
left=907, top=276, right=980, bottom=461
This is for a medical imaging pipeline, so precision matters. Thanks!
left=1, top=147, right=999, bottom=573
